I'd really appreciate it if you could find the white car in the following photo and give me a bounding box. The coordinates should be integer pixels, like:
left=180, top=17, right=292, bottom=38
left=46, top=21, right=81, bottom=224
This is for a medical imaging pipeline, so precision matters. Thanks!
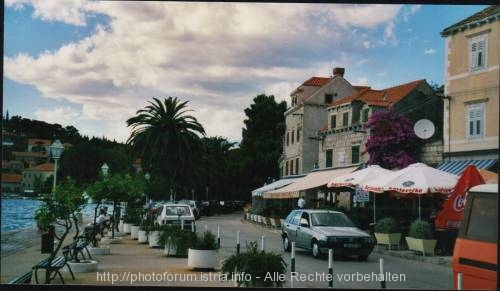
left=156, top=203, right=196, bottom=230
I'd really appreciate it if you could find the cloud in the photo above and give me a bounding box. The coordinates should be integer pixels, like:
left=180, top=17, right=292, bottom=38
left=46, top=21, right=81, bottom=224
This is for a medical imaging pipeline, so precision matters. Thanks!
left=34, top=107, right=81, bottom=126
left=424, top=48, right=437, bottom=55
left=5, top=2, right=404, bottom=142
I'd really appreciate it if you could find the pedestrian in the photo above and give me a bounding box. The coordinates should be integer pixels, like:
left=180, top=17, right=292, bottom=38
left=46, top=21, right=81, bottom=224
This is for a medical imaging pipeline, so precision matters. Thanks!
left=298, top=196, right=306, bottom=209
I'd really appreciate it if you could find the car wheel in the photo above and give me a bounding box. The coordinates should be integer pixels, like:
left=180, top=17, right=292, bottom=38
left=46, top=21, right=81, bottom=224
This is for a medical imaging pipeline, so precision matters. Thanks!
left=312, top=240, right=321, bottom=258
left=358, top=254, right=369, bottom=261
left=283, top=235, right=291, bottom=252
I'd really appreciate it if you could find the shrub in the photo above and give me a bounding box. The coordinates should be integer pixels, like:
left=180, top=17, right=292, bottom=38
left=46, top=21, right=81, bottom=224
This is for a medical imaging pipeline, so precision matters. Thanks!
left=409, top=220, right=433, bottom=239
left=374, top=217, right=401, bottom=233
left=192, top=231, right=218, bottom=250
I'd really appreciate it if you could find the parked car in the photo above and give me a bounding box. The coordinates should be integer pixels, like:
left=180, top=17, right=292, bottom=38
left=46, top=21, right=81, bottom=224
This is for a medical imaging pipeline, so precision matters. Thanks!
left=177, top=199, right=201, bottom=219
left=156, top=203, right=196, bottom=230
left=281, top=209, right=374, bottom=260
left=452, top=184, right=497, bottom=290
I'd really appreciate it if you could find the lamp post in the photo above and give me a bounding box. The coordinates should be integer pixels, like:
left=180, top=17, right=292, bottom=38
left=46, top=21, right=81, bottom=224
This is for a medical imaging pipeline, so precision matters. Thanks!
left=144, top=172, right=150, bottom=207
left=101, top=163, right=109, bottom=177
left=50, top=139, right=64, bottom=192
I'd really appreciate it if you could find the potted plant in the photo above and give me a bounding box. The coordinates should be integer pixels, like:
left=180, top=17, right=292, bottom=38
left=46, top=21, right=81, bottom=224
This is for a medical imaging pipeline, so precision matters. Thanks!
left=148, top=223, right=162, bottom=248
left=188, top=231, right=219, bottom=270
left=159, top=225, right=196, bottom=257
left=405, top=220, right=437, bottom=256
left=374, top=217, right=401, bottom=250
left=222, top=241, right=286, bottom=287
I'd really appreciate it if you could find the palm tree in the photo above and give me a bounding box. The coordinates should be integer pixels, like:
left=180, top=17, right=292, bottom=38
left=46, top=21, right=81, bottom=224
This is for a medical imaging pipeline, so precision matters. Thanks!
left=126, top=97, right=205, bottom=196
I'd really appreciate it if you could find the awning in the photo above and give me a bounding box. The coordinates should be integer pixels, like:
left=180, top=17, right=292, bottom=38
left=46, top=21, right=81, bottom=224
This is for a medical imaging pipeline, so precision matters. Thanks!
left=263, top=166, right=357, bottom=199
left=436, top=159, right=497, bottom=176
left=251, top=175, right=305, bottom=197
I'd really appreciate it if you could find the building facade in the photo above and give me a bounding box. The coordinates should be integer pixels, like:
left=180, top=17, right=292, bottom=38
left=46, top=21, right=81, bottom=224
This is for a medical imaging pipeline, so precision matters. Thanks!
left=281, top=68, right=358, bottom=176
left=441, top=6, right=499, bottom=163
left=318, top=79, right=443, bottom=169
left=22, top=163, right=54, bottom=193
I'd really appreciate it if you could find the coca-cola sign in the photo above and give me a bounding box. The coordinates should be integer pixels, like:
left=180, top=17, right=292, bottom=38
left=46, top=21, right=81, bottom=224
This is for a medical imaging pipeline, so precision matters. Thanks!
left=453, top=194, right=466, bottom=212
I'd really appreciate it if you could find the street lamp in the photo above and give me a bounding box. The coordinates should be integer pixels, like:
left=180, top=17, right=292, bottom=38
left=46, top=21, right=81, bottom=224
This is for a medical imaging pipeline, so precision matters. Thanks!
left=101, top=163, right=109, bottom=176
left=50, top=139, right=64, bottom=192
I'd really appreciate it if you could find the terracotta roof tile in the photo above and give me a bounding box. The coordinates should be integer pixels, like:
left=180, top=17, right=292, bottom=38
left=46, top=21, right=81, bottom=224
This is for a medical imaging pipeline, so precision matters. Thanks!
left=441, top=6, right=500, bottom=36
left=25, top=163, right=55, bottom=172
left=12, top=151, right=48, bottom=158
left=302, top=77, right=331, bottom=87
left=1, top=173, right=22, bottom=183
left=28, top=138, right=51, bottom=146
left=328, top=79, right=425, bottom=108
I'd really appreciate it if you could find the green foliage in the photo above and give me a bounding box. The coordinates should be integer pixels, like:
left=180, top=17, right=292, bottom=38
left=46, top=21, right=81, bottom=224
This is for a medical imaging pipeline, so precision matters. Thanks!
left=192, top=231, right=219, bottom=250
left=221, top=241, right=287, bottom=287
left=374, top=217, right=401, bottom=234
left=239, top=94, right=287, bottom=199
left=34, top=177, right=85, bottom=258
left=158, top=225, right=197, bottom=257
left=409, top=220, right=434, bottom=239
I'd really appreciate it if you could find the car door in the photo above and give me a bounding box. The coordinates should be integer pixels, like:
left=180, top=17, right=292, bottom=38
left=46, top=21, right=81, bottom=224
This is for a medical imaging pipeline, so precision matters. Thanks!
left=297, top=212, right=314, bottom=248
left=284, top=210, right=301, bottom=244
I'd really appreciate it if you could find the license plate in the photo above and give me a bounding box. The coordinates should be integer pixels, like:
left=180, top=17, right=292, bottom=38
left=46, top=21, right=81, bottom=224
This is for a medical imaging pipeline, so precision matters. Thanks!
left=344, top=243, right=361, bottom=248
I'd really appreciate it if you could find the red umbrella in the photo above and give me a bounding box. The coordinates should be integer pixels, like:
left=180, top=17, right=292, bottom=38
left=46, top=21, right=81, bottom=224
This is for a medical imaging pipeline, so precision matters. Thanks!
left=434, top=165, right=485, bottom=229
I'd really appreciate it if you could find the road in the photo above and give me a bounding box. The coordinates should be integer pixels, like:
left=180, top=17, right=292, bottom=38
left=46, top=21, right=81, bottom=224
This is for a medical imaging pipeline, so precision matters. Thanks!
left=196, top=211, right=453, bottom=289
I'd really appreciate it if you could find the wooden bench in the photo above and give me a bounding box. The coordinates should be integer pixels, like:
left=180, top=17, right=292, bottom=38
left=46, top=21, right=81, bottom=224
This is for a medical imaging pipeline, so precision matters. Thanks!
left=32, top=256, right=74, bottom=284
left=8, top=270, right=33, bottom=284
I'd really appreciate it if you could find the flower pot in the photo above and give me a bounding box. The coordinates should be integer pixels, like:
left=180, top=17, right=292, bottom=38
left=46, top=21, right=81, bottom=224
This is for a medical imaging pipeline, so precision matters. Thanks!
left=123, top=223, right=132, bottom=234
left=405, top=236, right=437, bottom=256
left=66, top=260, right=98, bottom=273
left=130, top=225, right=140, bottom=239
left=118, top=221, right=124, bottom=233
left=88, top=246, right=111, bottom=256
left=138, top=230, right=148, bottom=243
left=374, top=233, right=401, bottom=250
left=149, top=231, right=160, bottom=248
left=187, top=249, right=219, bottom=270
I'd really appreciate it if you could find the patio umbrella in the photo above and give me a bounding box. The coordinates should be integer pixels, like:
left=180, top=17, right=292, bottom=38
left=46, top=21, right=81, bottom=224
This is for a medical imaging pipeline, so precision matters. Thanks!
left=360, top=163, right=459, bottom=219
left=327, top=165, right=393, bottom=223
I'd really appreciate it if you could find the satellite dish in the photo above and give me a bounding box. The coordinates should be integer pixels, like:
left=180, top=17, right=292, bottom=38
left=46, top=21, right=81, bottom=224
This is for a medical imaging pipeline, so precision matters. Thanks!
left=414, top=119, right=435, bottom=139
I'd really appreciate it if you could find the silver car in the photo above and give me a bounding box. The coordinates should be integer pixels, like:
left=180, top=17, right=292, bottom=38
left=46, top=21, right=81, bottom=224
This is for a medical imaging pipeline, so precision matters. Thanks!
left=281, top=209, right=374, bottom=260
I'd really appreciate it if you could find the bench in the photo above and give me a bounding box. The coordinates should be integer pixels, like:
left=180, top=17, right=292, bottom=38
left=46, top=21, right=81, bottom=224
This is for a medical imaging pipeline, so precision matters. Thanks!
left=32, top=256, right=74, bottom=284
left=8, top=270, right=33, bottom=284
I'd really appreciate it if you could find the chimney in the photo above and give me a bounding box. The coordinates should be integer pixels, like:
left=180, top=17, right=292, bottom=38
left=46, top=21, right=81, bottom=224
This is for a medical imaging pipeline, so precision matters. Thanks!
left=333, top=67, right=345, bottom=77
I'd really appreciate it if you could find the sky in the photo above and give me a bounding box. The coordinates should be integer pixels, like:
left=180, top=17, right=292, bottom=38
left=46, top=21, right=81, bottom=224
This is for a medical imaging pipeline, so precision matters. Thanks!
left=3, top=1, right=489, bottom=144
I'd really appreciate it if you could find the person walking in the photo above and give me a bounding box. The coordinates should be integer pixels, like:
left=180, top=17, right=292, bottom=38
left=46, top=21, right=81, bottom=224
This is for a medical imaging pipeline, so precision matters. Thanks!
left=298, top=196, right=306, bottom=209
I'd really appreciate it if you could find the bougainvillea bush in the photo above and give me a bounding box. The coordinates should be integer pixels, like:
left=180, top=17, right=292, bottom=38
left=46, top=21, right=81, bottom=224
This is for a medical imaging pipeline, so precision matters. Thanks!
left=364, top=107, right=419, bottom=169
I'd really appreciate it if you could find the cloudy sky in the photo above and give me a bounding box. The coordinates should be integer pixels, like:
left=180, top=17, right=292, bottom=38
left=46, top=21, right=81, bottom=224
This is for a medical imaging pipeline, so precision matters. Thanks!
left=3, top=2, right=488, bottom=143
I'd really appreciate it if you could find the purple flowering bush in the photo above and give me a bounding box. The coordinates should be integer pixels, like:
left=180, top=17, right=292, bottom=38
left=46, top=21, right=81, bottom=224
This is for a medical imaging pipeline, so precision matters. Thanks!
left=363, top=107, right=418, bottom=169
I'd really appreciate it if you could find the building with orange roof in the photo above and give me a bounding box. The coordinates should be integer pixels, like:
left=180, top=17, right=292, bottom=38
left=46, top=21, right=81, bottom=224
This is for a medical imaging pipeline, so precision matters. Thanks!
left=317, top=79, right=443, bottom=169
left=22, top=163, right=55, bottom=194
left=1, top=173, right=22, bottom=194
left=281, top=67, right=361, bottom=176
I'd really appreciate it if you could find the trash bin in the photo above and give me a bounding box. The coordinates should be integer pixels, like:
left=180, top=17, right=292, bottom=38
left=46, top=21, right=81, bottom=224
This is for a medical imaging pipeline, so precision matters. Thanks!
left=41, top=225, right=55, bottom=254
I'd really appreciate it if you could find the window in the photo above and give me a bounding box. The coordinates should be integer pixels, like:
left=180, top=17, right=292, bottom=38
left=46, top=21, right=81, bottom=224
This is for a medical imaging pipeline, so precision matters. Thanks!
left=295, top=158, right=299, bottom=175
left=470, top=34, right=487, bottom=71
left=330, top=115, right=337, bottom=129
left=465, top=196, right=497, bottom=242
left=290, top=159, right=294, bottom=175
left=325, top=94, right=333, bottom=104
left=297, top=128, right=300, bottom=142
left=467, top=103, right=485, bottom=138
left=325, top=149, right=333, bottom=168
left=351, top=146, right=360, bottom=164
left=362, top=109, right=369, bottom=123
left=291, top=130, right=295, bottom=144
left=285, top=161, right=289, bottom=176
left=286, top=132, right=289, bottom=146
left=342, top=112, right=349, bottom=127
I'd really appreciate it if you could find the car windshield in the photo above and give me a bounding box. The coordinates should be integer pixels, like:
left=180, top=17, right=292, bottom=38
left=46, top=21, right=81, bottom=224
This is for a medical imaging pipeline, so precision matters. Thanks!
left=311, top=212, right=355, bottom=227
left=165, top=206, right=191, bottom=216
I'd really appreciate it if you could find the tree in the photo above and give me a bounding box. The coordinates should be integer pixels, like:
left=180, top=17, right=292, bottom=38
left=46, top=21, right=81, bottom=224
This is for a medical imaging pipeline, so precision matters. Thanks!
left=364, top=107, right=419, bottom=169
left=126, top=97, right=205, bottom=199
left=239, top=94, right=287, bottom=197
left=34, top=177, right=85, bottom=260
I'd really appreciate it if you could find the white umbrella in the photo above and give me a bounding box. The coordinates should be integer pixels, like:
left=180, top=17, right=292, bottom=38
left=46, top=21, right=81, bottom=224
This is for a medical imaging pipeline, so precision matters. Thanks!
left=327, top=165, right=393, bottom=224
left=360, top=163, right=459, bottom=219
